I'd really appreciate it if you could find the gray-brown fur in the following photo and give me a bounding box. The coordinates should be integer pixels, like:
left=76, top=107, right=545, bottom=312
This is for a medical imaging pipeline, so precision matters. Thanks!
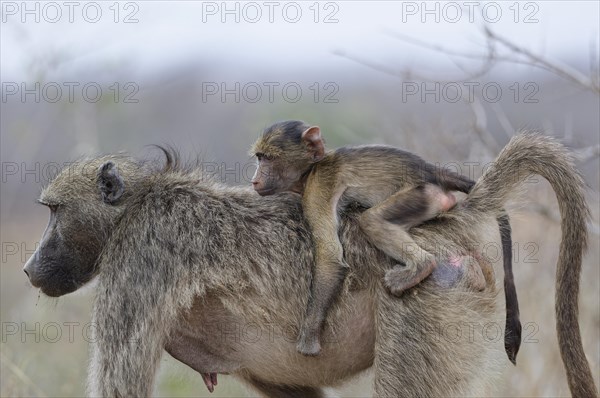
left=22, top=133, right=596, bottom=397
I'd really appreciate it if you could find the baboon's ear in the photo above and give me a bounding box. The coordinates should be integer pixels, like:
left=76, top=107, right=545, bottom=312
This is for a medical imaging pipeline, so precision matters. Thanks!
left=301, top=126, right=325, bottom=161
left=97, top=162, right=124, bottom=204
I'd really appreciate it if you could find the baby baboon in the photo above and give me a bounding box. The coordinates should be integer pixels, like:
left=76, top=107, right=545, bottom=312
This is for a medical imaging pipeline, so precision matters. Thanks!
left=249, top=120, right=520, bottom=359
left=23, top=133, right=596, bottom=397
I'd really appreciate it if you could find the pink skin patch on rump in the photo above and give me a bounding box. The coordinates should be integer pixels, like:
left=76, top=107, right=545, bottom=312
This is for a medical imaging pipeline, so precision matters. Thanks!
left=448, top=255, right=463, bottom=268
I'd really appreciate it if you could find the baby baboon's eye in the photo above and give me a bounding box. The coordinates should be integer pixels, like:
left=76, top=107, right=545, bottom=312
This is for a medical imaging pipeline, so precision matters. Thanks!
left=256, top=153, right=274, bottom=161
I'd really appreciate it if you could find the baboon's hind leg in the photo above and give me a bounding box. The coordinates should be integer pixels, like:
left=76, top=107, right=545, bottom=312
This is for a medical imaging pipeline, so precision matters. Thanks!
left=360, top=184, right=455, bottom=296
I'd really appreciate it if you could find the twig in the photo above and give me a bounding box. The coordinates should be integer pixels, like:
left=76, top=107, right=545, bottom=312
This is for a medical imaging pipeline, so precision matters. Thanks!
left=0, top=352, right=47, bottom=397
left=490, top=102, right=515, bottom=140
left=575, top=145, right=600, bottom=164
left=484, top=27, right=599, bottom=94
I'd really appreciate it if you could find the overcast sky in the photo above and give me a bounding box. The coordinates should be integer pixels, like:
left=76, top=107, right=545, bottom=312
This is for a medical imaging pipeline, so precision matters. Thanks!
left=1, top=1, right=598, bottom=80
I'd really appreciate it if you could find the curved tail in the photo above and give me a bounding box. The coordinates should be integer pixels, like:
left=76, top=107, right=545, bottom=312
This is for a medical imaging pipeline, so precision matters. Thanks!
left=465, top=133, right=596, bottom=397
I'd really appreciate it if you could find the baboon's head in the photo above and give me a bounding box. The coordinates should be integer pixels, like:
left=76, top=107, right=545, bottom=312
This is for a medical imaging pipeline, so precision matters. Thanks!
left=249, top=120, right=325, bottom=196
left=23, top=156, right=142, bottom=297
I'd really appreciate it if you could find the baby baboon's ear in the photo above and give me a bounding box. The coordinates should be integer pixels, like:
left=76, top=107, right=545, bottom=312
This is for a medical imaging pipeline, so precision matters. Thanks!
left=301, top=126, right=325, bottom=161
left=97, top=161, right=124, bottom=204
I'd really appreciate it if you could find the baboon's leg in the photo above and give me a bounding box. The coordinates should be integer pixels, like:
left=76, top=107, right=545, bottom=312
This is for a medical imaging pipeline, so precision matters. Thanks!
left=246, top=377, right=326, bottom=398
left=298, top=183, right=348, bottom=356
left=372, top=256, right=496, bottom=398
left=360, top=185, right=455, bottom=296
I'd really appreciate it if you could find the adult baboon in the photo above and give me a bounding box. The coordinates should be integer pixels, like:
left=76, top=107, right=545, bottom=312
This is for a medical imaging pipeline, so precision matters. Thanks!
left=23, top=133, right=596, bottom=397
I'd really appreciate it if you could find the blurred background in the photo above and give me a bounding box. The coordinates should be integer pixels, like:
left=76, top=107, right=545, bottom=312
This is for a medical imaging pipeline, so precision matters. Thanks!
left=1, top=1, right=598, bottom=396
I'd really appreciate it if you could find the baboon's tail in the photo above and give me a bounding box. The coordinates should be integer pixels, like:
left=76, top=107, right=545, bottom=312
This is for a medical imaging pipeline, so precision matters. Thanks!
left=465, top=133, right=596, bottom=398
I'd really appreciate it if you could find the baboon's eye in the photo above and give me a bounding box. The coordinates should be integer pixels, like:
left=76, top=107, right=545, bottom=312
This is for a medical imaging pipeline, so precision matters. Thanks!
left=256, top=153, right=274, bottom=161
left=48, top=204, right=59, bottom=212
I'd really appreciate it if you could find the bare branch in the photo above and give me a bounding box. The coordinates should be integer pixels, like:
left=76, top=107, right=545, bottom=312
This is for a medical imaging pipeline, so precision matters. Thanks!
left=589, top=37, right=600, bottom=91
left=0, top=352, right=47, bottom=397
left=348, top=25, right=600, bottom=95
left=575, top=145, right=600, bottom=164
left=484, top=27, right=600, bottom=94
left=466, top=96, right=500, bottom=155
left=490, top=102, right=515, bottom=140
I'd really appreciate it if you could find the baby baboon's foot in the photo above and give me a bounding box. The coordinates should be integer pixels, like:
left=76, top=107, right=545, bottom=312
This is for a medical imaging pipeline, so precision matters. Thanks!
left=384, top=257, right=436, bottom=297
left=296, top=329, right=322, bottom=356
left=439, top=191, right=457, bottom=212
left=424, top=184, right=457, bottom=213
